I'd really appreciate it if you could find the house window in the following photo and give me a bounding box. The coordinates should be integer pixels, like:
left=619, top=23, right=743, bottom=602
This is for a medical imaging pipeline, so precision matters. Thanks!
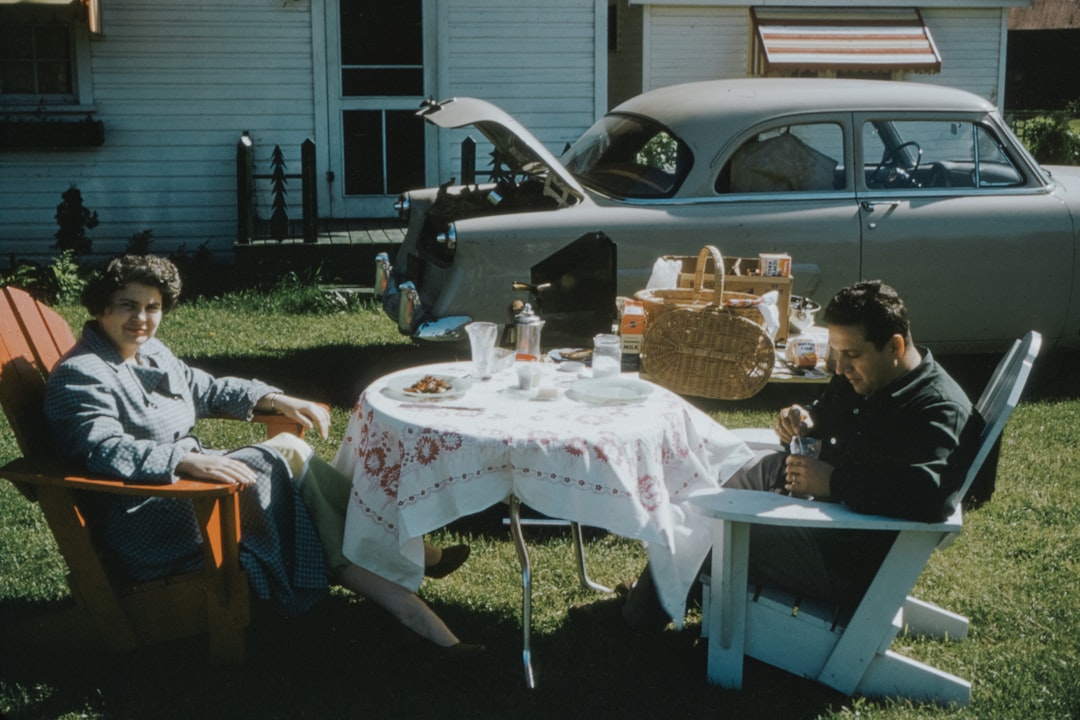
left=0, top=5, right=89, bottom=105
left=340, top=0, right=423, bottom=97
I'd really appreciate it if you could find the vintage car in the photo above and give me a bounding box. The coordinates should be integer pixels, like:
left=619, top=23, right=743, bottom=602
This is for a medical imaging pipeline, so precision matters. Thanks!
left=383, top=78, right=1080, bottom=353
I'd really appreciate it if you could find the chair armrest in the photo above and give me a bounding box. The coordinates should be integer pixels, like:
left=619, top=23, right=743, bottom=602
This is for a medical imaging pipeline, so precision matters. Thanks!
left=0, top=457, right=240, bottom=499
left=1, top=404, right=331, bottom=499
left=251, top=403, right=331, bottom=439
left=689, top=487, right=961, bottom=533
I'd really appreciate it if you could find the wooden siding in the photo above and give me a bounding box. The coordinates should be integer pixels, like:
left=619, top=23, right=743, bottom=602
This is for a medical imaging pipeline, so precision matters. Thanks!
left=0, top=0, right=316, bottom=264
left=640, top=4, right=1008, bottom=105
left=919, top=8, right=1008, bottom=103
left=435, top=0, right=602, bottom=182
left=1, top=0, right=605, bottom=266
left=643, top=6, right=749, bottom=89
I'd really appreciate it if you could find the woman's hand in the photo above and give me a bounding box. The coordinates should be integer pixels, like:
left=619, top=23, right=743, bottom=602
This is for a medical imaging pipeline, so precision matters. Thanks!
left=259, top=393, right=331, bottom=440
left=775, top=404, right=813, bottom=445
left=177, top=453, right=258, bottom=485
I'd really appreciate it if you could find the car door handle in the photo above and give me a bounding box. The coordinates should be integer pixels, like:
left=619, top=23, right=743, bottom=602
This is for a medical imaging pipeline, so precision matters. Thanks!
left=860, top=200, right=901, bottom=212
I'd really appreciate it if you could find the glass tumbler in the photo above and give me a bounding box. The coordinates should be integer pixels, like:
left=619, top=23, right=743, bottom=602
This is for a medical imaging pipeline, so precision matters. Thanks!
left=465, top=321, right=498, bottom=379
left=592, top=333, right=622, bottom=379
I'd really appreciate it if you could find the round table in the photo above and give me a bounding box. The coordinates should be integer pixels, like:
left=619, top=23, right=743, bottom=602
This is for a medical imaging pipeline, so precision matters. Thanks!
left=331, top=361, right=754, bottom=684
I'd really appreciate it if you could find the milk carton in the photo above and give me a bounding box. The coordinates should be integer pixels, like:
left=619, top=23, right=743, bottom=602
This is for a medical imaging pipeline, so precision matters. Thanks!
left=620, top=300, right=646, bottom=371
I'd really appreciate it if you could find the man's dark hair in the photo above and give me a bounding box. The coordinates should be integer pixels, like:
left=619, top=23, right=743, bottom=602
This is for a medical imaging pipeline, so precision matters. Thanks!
left=81, top=254, right=183, bottom=316
left=822, top=280, right=910, bottom=350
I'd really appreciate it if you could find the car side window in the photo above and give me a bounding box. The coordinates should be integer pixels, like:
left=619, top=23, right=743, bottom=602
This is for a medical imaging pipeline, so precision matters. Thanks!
left=716, top=123, right=844, bottom=194
left=861, top=120, right=1024, bottom=190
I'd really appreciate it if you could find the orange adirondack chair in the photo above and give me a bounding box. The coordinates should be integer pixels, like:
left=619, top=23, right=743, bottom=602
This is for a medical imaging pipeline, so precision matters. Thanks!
left=0, top=286, right=307, bottom=663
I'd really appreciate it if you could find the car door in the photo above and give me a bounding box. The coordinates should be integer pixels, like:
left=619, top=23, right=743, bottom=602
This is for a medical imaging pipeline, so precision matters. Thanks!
left=855, top=115, right=1072, bottom=351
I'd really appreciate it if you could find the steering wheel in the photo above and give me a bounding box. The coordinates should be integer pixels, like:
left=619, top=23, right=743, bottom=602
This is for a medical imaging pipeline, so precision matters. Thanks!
left=869, top=141, right=923, bottom=189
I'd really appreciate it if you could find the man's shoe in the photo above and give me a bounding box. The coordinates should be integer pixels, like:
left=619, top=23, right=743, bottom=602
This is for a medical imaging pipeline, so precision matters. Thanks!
left=424, top=544, right=471, bottom=579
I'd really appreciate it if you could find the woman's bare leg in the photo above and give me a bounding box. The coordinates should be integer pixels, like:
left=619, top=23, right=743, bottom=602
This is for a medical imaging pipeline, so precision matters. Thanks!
left=335, top=563, right=460, bottom=647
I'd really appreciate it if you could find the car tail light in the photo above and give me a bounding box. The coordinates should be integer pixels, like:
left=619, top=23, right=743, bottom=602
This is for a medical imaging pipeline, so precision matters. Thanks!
left=435, top=223, right=457, bottom=250
left=393, top=194, right=411, bottom=220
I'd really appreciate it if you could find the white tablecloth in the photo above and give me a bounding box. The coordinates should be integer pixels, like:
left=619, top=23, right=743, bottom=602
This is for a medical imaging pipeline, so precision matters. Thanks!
left=332, top=361, right=754, bottom=623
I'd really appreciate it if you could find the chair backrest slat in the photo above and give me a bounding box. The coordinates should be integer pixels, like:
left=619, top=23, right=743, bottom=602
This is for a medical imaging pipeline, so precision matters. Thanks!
left=0, top=287, right=78, bottom=457
left=955, top=331, right=1041, bottom=502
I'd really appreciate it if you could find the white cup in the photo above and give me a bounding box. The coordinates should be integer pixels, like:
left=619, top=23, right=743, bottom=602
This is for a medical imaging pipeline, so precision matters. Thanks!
left=516, top=363, right=540, bottom=390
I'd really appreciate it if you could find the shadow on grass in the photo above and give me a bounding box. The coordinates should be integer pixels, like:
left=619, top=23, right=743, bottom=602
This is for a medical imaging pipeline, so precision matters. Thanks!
left=0, top=575, right=847, bottom=720
left=187, top=341, right=469, bottom=409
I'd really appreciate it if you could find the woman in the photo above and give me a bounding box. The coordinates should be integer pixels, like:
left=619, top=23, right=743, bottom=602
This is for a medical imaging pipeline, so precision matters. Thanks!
left=44, top=255, right=480, bottom=654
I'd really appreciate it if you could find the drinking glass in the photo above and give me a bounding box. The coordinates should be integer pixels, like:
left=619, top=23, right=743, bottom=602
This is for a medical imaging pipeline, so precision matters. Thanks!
left=465, top=322, right=498, bottom=379
left=592, top=333, right=622, bottom=378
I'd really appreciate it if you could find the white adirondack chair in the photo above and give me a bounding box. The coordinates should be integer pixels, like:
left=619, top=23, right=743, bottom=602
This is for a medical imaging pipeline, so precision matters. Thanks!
left=690, top=331, right=1041, bottom=705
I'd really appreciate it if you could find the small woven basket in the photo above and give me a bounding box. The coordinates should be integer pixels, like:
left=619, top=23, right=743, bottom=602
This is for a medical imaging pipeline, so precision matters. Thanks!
left=633, top=246, right=764, bottom=328
left=640, top=306, right=775, bottom=400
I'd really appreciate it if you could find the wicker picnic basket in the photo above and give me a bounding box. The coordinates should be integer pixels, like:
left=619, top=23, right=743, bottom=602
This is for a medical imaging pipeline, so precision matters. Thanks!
left=633, top=245, right=765, bottom=328
left=640, top=306, right=775, bottom=400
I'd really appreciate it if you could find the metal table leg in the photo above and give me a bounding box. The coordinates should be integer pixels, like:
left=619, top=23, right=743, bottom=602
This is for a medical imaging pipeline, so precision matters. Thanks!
left=503, top=515, right=612, bottom=594
left=508, top=495, right=536, bottom=688
left=571, top=522, right=612, bottom=593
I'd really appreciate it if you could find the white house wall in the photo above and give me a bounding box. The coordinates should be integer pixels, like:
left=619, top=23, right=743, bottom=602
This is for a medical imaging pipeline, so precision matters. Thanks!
left=920, top=8, right=1010, bottom=104
left=0, top=0, right=605, bottom=267
left=642, top=5, right=749, bottom=89
left=433, top=0, right=604, bottom=185
left=1, top=0, right=317, bottom=265
left=639, top=5, right=1010, bottom=105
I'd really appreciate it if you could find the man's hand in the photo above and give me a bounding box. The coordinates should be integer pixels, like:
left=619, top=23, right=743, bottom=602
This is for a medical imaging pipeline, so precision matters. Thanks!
left=784, top=454, right=833, bottom=499
left=775, top=404, right=814, bottom=445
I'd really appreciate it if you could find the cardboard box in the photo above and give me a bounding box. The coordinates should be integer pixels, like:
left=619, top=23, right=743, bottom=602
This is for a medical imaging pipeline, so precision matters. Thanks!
left=619, top=299, right=646, bottom=371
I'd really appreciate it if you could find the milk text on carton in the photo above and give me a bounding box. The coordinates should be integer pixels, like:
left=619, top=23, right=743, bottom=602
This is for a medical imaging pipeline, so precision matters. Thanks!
left=759, top=253, right=792, bottom=277
left=620, top=300, right=646, bottom=371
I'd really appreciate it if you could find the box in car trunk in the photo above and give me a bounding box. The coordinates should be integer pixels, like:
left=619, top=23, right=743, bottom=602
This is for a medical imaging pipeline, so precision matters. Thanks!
left=668, top=255, right=794, bottom=342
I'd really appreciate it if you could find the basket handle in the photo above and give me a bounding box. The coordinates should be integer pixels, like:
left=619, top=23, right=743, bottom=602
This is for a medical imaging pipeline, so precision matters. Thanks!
left=692, top=245, right=725, bottom=304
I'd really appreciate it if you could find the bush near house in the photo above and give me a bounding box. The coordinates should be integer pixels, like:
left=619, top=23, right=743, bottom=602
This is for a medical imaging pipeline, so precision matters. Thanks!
left=1010, top=103, right=1080, bottom=164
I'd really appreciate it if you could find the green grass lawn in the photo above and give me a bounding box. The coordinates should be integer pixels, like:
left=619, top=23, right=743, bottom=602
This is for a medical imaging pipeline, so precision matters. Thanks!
left=1, top=297, right=1078, bottom=719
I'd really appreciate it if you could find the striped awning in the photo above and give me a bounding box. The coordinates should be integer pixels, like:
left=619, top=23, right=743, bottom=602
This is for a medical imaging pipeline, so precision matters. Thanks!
left=0, top=0, right=100, bottom=33
left=752, top=8, right=941, bottom=74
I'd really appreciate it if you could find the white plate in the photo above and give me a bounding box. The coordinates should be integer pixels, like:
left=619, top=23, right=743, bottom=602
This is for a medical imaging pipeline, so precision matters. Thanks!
left=389, top=373, right=471, bottom=401
left=567, top=377, right=654, bottom=405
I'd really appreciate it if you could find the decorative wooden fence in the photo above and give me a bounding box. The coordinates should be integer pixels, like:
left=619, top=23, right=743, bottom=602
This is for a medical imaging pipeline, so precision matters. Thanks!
left=236, top=133, right=318, bottom=244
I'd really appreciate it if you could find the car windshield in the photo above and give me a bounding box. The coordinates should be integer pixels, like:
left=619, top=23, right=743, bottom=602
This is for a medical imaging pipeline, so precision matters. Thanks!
left=562, top=113, right=691, bottom=199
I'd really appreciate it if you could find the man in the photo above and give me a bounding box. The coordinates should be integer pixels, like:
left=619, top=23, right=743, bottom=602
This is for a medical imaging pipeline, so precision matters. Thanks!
left=618, top=280, right=984, bottom=627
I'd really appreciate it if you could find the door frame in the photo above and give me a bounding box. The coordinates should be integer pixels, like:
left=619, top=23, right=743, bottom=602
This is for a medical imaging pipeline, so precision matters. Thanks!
left=314, top=0, right=438, bottom=219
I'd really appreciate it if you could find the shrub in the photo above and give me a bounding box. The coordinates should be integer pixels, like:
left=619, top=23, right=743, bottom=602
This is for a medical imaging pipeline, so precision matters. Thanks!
left=0, top=250, right=88, bottom=305
left=53, top=184, right=98, bottom=255
left=1020, top=110, right=1080, bottom=165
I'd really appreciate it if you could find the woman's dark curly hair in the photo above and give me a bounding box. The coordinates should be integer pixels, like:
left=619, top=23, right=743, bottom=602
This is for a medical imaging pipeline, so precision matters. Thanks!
left=81, top=255, right=183, bottom=316
left=822, top=280, right=911, bottom=350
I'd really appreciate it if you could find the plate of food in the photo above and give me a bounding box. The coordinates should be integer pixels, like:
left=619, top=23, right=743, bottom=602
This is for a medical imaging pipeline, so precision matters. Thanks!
left=567, top=377, right=655, bottom=406
left=548, top=348, right=592, bottom=364
left=389, top=373, right=471, bottom=401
